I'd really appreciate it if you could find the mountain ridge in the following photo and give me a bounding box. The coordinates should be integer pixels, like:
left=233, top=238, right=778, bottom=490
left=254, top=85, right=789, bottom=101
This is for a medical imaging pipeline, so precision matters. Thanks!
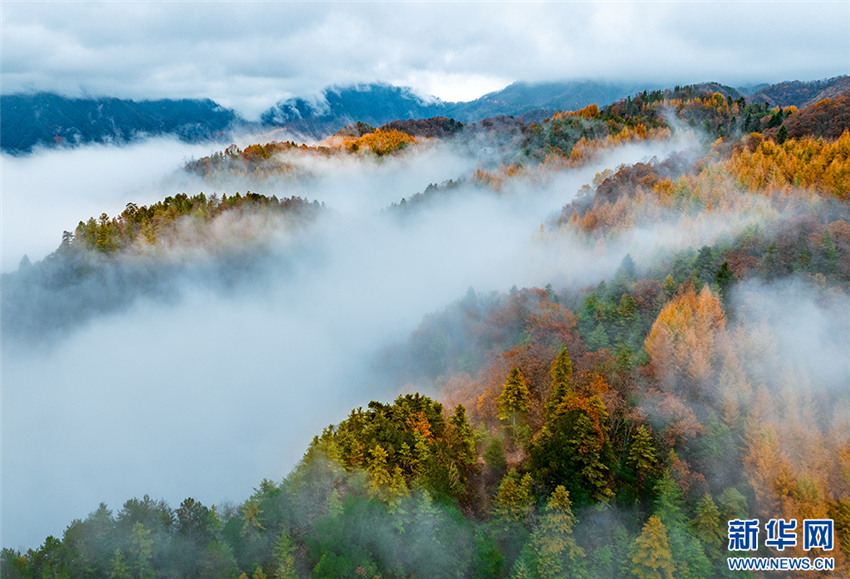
left=3, top=76, right=846, bottom=153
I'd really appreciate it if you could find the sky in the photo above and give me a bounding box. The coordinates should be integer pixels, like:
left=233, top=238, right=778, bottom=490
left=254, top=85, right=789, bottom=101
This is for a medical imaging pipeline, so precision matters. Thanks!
left=1, top=1, right=848, bottom=119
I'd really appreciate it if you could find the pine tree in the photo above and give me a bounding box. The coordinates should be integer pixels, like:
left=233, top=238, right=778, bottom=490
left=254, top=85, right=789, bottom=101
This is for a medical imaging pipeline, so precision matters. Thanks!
left=627, top=425, right=657, bottom=474
left=587, top=322, right=610, bottom=351
left=545, top=347, right=574, bottom=421
left=631, top=516, right=676, bottom=579
left=714, top=261, right=734, bottom=303
left=272, top=532, right=297, bottom=579
left=690, top=493, right=722, bottom=551
left=449, top=404, right=477, bottom=472
left=328, top=489, right=343, bottom=519
left=663, top=274, right=677, bottom=298
left=497, top=368, right=530, bottom=445
left=493, top=469, right=534, bottom=530
left=130, top=522, right=154, bottom=579
left=530, top=486, right=586, bottom=579
left=653, top=471, right=686, bottom=532
left=366, top=444, right=391, bottom=501
left=529, top=395, right=614, bottom=504
left=110, top=549, right=130, bottom=579
left=718, top=487, right=749, bottom=523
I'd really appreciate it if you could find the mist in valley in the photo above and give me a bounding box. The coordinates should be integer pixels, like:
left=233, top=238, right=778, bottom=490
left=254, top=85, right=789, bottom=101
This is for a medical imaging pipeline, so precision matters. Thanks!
left=2, top=132, right=709, bottom=550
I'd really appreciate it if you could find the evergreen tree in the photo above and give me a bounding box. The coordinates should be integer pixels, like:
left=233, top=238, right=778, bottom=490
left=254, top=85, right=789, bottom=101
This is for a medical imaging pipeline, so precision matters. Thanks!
left=272, top=532, right=297, bottom=579
left=449, top=404, right=477, bottom=473
left=130, top=522, right=154, bottom=579
left=714, top=261, right=734, bottom=304
left=545, top=347, right=574, bottom=421
left=619, top=253, right=637, bottom=280
left=484, top=436, right=508, bottom=474
left=497, top=368, right=530, bottom=445
left=493, top=469, right=534, bottom=530
left=690, top=493, right=723, bottom=557
left=530, top=486, right=586, bottom=579
left=587, top=323, right=610, bottom=351
left=110, top=549, right=130, bottom=579
left=631, top=516, right=676, bottom=579
left=663, top=275, right=677, bottom=298
left=627, top=425, right=657, bottom=475
left=529, top=395, right=614, bottom=504
left=717, top=487, right=749, bottom=523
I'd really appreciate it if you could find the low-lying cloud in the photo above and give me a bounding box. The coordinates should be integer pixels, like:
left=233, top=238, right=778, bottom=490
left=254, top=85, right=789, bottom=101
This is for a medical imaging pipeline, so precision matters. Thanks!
left=2, top=130, right=804, bottom=550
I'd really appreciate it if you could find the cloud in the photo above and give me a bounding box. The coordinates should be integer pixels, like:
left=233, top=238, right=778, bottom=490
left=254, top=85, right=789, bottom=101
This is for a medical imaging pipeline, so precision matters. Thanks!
left=2, top=2, right=847, bottom=118
left=0, top=139, right=218, bottom=272
left=2, top=134, right=701, bottom=550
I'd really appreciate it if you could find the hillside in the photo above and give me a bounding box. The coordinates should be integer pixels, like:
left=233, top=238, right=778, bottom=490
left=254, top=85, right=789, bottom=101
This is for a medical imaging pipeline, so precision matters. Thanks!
left=4, top=78, right=850, bottom=578
left=781, top=90, right=850, bottom=140
left=258, top=81, right=645, bottom=138
left=744, top=75, right=849, bottom=107
left=4, top=77, right=847, bottom=153
left=0, top=93, right=243, bottom=153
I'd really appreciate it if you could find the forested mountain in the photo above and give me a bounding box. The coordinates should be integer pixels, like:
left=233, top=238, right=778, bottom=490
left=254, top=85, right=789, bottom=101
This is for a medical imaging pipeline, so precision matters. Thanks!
left=3, top=80, right=850, bottom=578
left=0, top=93, right=244, bottom=153
left=4, top=77, right=846, bottom=153
left=743, top=75, right=850, bottom=108
left=257, top=81, right=644, bottom=138
left=258, top=84, right=449, bottom=138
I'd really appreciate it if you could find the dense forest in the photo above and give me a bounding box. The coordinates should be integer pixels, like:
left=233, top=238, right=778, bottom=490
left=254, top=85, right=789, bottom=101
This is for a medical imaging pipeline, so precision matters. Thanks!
left=3, top=81, right=849, bottom=578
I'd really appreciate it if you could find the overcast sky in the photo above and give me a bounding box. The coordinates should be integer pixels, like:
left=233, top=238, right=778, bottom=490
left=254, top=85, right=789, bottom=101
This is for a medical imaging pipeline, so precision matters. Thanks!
left=1, top=1, right=848, bottom=119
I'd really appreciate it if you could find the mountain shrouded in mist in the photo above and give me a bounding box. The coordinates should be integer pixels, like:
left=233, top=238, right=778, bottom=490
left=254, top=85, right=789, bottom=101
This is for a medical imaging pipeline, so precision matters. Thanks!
left=7, top=76, right=844, bottom=154
left=0, top=93, right=243, bottom=153
left=3, top=79, right=850, bottom=579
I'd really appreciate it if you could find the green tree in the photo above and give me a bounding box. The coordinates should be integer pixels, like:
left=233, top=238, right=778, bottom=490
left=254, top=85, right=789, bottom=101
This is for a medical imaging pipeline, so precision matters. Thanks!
left=130, top=522, right=154, bottom=579
left=714, top=261, right=734, bottom=304
left=484, top=436, right=508, bottom=474
left=587, top=323, right=610, bottom=351
left=110, top=550, right=130, bottom=579
left=272, top=532, right=297, bottom=579
left=630, top=516, right=675, bottom=579
left=449, top=404, right=477, bottom=473
left=199, top=541, right=239, bottom=579
left=529, top=396, right=614, bottom=504
left=497, top=368, right=531, bottom=445
left=691, top=493, right=723, bottom=563
left=627, top=426, right=657, bottom=475
left=530, top=486, right=586, bottom=579
left=493, top=469, right=534, bottom=530
left=718, top=487, right=749, bottom=523
left=545, top=347, right=573, bottom=422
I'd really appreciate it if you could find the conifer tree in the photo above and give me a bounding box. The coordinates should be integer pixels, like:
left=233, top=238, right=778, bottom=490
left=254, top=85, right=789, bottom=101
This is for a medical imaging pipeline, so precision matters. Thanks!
left=530, top=486, right=586, bottom=579
left=718, top=487, right=749, bottom=523
left=272, top=531, right=297, bottom=579
left=545, top=347, right=573, bottom=421
left=631, top=516, right=676, bottom=579
left=110, top=549, right=130, bottom=579
left=130, top=522, right=154, bottom=579
left=328, top=489, right=343, bottom=519
left=484, top=436, right=508, bottom=474
left=497, top=368, right=530, bottom=445
left=627, top=425, right=657, bottom=474
left=366, top=444, right=391, bottom=501
left=449, top=404, right=477, bottom=472
left=690, top=493, right=722, bottom=553
left=529, top=395, right=613, bottom=504
left=493, top=469, right=534, bottom=530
